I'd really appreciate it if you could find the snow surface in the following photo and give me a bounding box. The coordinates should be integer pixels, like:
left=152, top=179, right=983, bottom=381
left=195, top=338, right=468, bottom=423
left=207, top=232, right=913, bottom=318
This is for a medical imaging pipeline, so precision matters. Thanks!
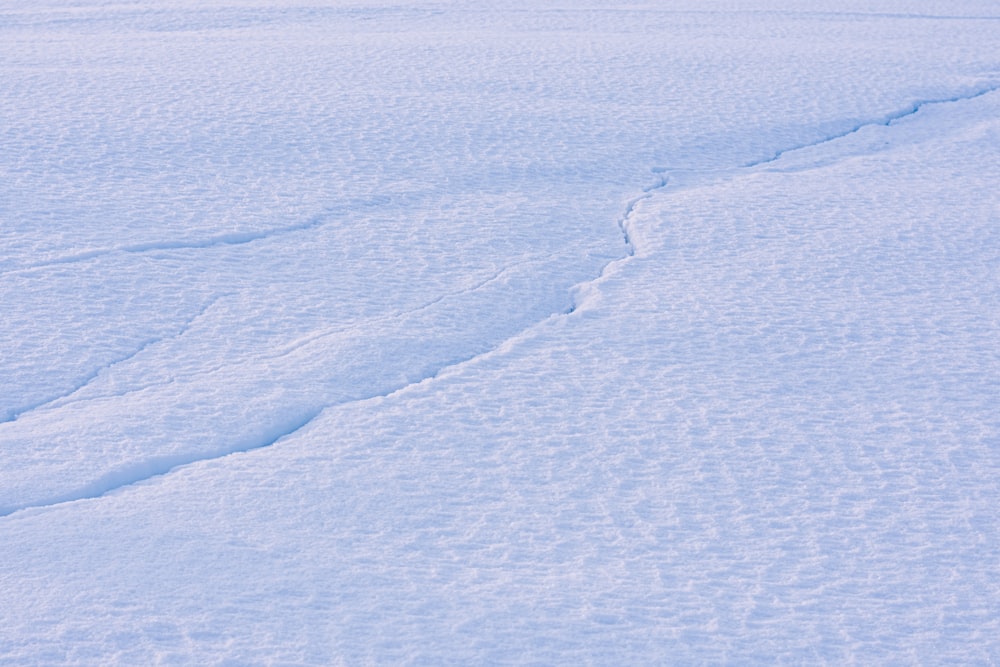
left=2, top=0, right=999, bottom=663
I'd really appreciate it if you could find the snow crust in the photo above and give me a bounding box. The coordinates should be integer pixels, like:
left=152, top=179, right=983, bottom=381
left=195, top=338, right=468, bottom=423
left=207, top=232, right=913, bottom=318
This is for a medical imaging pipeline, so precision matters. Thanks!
left=2, top=1, right=999, bottom=663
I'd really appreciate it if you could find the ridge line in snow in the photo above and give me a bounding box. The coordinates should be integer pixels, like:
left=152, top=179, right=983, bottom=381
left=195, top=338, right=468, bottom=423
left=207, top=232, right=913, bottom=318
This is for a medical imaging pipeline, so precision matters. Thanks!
left=747, top=85, right=1000, bottom=169
left=0, top=196, right=389, bottom=278
left=0, top=299, right=582, bottom=519
left=269, top=257, right=547, bottom=361
left=0, top=326, right=573, bottom=519
left=0, top=218, right=323, bottom=277
left=1, top=295, right=226, bottom=425
left=4, top=85, right=995, bottom=520
left=6, top=258, right=546, bottom=431
left=614, top=84, right=1000, bottom=256
left=0, top=409, right=323, bottom=519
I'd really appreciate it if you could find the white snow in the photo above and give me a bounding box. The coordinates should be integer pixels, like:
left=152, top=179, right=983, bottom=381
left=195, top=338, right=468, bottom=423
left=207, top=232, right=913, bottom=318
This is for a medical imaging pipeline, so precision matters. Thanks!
left=2, top=1, right=999, bottom=663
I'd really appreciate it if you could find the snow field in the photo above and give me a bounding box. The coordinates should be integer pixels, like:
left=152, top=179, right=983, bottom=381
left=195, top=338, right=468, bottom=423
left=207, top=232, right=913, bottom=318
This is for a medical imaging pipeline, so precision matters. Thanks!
left=2, top=1, right=1000, bottom=663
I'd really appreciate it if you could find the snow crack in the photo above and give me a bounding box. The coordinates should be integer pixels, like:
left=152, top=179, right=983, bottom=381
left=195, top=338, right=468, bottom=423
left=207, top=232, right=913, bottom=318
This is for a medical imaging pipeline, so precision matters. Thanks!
left=614, top=84, right=1000, bottom=259
left=0, top=338, right=541, bottom=519
left=0, top=409, right=322, bottom=518
left=0, top=196, right=389, bottom=277
left=3, top=86, right=996, bottom=520
left=271, top=258, right=545, bottom=360
left=749, top=85, right=1000, bottom=168
left=1, top=296, right=224, bottom=424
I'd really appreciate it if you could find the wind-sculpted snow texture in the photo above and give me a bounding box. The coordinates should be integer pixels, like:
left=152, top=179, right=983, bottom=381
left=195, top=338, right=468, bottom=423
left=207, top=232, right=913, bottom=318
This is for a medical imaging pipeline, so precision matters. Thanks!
left=2, top=1, right=999, bottom=664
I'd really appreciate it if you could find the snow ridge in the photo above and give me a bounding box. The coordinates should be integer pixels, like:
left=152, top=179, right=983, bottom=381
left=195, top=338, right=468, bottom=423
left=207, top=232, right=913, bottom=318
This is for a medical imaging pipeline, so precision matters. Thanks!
left=0, top=409, right=322, bottom=519
left=613, top=167, right=667, bottom=259
left=614, top=84, right=1000, bottom=255
left=0, top=339, right=552, bottom=518
left=270, top=258, right=545, bottom=360
left=1, top=196, right=389, bottom=277
left=3, top=85, right=995, bottom=520
left=748, top=85, right=1000, bottom=168
left=1, top=296, right=225, bottom=425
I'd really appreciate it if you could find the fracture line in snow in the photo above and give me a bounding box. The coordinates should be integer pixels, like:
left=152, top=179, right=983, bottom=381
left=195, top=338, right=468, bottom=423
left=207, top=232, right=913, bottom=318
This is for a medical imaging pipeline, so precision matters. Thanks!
left=611, top=168, right=667, bottom=259
left=614, top=84, right=1000, bottom=257
left=0, top=409, right=323, bottom=519
left=0, top=333, right=561, bottom=519
left=1, top=218, right=323, bottom=277
left=3, top=85, right=996, bottom=520
left=271, top=257, right=546, bottom=360
left=9, top=258, right=545, bottom=427
left=0, top=264, right=564, bottom=519
left=0, top=296, right=225, bottom=424
left=748, top=85, right=1000, bottom=168
left=0, top=197, right=389, bottom=278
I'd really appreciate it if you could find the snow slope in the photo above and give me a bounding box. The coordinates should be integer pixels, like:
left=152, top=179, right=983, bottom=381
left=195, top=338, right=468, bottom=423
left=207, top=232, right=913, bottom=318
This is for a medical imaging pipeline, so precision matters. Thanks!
left=2, top=1, right=999, bottom=663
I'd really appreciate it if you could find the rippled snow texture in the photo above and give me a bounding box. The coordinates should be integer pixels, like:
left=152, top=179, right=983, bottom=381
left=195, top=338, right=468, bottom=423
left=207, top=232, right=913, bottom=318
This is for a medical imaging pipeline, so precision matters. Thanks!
left=2, top=1, right=999, bottom=664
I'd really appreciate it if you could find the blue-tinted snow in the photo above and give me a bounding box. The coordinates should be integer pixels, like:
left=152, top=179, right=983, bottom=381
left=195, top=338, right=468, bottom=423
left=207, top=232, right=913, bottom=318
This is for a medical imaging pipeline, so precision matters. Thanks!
left=1, top=1, right=999, bottom=663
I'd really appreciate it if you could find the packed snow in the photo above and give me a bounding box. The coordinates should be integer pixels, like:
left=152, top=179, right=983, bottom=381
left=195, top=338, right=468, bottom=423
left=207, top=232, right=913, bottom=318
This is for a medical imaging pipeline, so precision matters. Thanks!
left=2, top=0, right=999, bottom=663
